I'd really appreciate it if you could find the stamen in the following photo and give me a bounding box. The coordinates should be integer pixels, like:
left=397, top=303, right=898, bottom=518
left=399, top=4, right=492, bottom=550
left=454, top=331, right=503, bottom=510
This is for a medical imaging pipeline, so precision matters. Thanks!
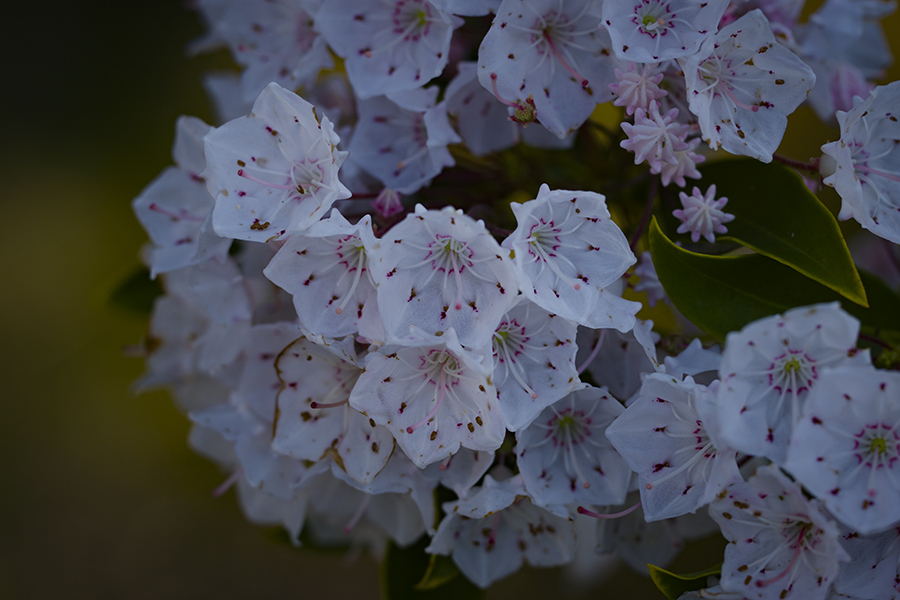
left=335, top=250, right=366, bottom=315
left=856, top=165, right=900, bottom=184
left=310, top=398, right=349, bottom=409
left=238, top=169, right=299, bottom=191
left=343, top=495, right=371, bottom=534
left=490, top=73, right=525, bottom=110
left=576, top=329, right=606, bottom=375
left=543, top=31, right=588, bottom=87
left=755, top=526, right=807, bottom=588
left=407, top=368, right=446, bottom=433
left=212, top=468, right=242, bottom=498
left=577, top=501, right=642, bottom=519
left=717, top=82, right=759, bottom=112
left=148, top=203, right=205, bottom=222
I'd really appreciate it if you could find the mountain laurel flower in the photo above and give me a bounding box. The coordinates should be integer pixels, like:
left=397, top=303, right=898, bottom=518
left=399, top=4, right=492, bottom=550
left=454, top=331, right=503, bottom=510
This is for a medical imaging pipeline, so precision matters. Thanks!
left=314, top=0, right=457, bottom=99
left=478, top=0, right=619, bottom=138
left=820, top=81, right=900, bottom=245
left=348, top=328, right=505, bottom=468
left=620, top=100, right=690, bottom=172
left=784, top=365, right=900, bottom=535
left=659, top=136, right=705, bottom=188
left=602, top=0, right=729, bottom=63
left=503, top=184, right=640, bottom=331
left=673, top=184, right=735, bottom=243
left=204, top=83, right=351, bottom=243
left=680, top=9, right=815, bottom=162
left=369, top=205, right=519, bottom=349
left=710, top=465, right=849, bottom=600
left=715, top=302, right=869, bottom=464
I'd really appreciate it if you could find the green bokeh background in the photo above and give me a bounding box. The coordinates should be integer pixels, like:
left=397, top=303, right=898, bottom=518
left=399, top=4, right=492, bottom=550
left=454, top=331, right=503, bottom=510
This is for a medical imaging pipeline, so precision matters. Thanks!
left=2, top=2, right=897, bottom=598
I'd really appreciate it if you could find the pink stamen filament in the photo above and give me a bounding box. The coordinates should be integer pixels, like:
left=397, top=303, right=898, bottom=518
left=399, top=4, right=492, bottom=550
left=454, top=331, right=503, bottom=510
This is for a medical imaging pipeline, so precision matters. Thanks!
left=335, top=251, right=366, bottom=315
left=148, top=203, right=205, bottom=222
left=576, top=329, right=606, bottom=376
left=487, top=513, right=500, bottom=549
left=310, top=399, right=348, bottom=409
left=212, top=468, right=242, bottom=498
left=407, top=369, right=446, bottom=434
left=450, top=251, right=464, bottom=310
left=856, top=165, right=900, bottom=184
left=238, top=169, right=299, bottom=191
left=577, top=501, right=642, bottom=519
left=717, top=82, right=759, bottom=112
left=543, top=31, right=588, bottom=88
left=755, top=526, right=808, bottom=588
left=343, top=495, right=371, bottom=534
left=490, top=73, right=526, bottom=110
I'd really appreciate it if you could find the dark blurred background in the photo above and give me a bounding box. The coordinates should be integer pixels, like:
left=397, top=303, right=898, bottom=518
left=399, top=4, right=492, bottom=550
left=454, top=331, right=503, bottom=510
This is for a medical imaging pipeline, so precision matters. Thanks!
left=1, top=2, right=897, bottom=599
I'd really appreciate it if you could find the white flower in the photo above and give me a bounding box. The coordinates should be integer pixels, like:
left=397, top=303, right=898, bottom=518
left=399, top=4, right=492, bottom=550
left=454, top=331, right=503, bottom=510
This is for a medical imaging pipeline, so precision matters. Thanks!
left=715, top=302, right=868, bottom=463
left=203, top=83, right=351, bottom=242
left=606, top=374, right=741, bottom=521
left=348, top=328, right=505, bottom=468
left=369, top=205, right=519, bottom=349
left=517, top=386, right=632, bottom=509
left=314, top=0, right=457, bottom=99
left=784, top=365, right=900, bottom=535
left=673, top=184, right=734, bottom=243
left=820, top=81, right=900, bottom=245
left=680, top=10, right=815, bottom=162
left=602, top=0, right=729, bottom=63
left=710, top=465, right=849, bottom=600
left=478, top=0, right=620, bottom=138
left=503, top=184, right=640, bottom=331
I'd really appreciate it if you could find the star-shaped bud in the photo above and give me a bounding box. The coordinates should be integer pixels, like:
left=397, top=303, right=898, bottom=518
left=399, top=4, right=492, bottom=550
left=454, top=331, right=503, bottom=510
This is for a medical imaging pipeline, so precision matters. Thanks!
left=660, top=136, right=705, bottom=188
left=349, top=328, right=505, bottom=468
left=784, top=365, right=900, bottom=535
left=620, top=100, right=690, bottom=172
left=610, top=62, right=668, bottom=116
left=369, top=204, right=519, bottom=348
left=673, top=184, right=735, bottom=243
left=503, top=184, right=640, bottom=330
left=204, top=83, right=351, bottom=242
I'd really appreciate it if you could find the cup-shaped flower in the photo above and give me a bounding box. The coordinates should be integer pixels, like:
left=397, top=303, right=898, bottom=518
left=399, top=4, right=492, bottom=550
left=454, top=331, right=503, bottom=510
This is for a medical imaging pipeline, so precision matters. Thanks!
left=503, top=184, right=639, bottom=330
left=784, top=365, right=900, bottom=535
left=821, top=81, right=900, bottom=245
left=204, top=82, right=351, bottom=242
left=349, top=328, right=504, bottom=468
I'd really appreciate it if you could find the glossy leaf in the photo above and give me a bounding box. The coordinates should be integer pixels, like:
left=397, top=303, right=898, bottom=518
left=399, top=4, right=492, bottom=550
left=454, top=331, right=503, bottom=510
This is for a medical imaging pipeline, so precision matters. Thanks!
left=648, top=563, right=722, bottom=600
left=649, top=219, right=900, bottom=340
left=695, top=158, right=866, bottom=306
left=381, top=536, right=484, bottom=600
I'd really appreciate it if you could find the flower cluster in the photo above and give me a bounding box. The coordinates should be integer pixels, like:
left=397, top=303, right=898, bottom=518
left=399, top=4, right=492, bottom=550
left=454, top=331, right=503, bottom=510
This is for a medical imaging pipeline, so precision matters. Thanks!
left=131, top=0, right=900, bottom=596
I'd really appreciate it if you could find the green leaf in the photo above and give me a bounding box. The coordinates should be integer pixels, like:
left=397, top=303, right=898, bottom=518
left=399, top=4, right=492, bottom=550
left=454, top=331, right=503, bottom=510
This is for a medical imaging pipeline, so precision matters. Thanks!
left=695, top=158, right=867, bottom=307
left=648, top=563, right=722, bottom=600
left=649, top=219, right=900, bottom=340
left=381, top=536, right=484, bottom=600
left=108, top=266, right=163, bottom=313
left=414, top=554, right=461, bottom=591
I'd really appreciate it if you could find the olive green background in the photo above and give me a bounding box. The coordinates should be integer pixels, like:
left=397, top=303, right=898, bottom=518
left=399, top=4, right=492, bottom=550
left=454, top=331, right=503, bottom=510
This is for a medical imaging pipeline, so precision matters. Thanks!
left=2, top=2, right=897, bottom=598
